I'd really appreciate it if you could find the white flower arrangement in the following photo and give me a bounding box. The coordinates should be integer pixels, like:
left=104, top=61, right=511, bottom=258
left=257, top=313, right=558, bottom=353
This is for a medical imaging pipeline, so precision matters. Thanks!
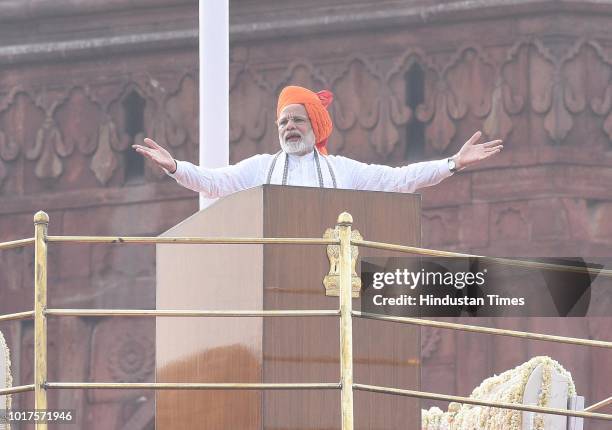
left=421, top=356, right=576, bottom=430
left=0, top=330, right=12, bottom=430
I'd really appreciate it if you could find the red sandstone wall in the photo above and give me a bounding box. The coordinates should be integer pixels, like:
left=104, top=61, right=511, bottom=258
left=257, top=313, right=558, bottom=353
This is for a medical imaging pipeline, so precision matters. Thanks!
left=0, top=2, right=199, bottom=428
left=0, top=0, right=610, bottom=428
left=228, top=2, right=612, bottom=428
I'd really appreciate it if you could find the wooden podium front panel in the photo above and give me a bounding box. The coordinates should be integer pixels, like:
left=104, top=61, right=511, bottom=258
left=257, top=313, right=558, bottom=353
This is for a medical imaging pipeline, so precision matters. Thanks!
left=157, top=186, right=422, bottom=429
left=262, top=186, right=421, bottom=430
left=156, top=189, right=265, bottom=429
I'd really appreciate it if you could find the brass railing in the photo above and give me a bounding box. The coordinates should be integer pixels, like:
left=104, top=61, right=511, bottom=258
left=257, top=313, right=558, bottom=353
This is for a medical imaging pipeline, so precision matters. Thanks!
left=0, top=210, right=611, bottom=429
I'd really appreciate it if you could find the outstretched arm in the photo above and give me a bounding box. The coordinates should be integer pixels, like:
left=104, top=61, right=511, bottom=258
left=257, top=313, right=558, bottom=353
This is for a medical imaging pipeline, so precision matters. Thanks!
left=345, top=130, right=503, bottom=193
left=132, top=137, right=268, bottom=198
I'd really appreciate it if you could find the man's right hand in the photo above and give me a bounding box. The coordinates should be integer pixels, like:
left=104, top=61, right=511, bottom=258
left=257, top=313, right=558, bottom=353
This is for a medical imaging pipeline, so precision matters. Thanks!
left=132, top=138, right=177, bottom=173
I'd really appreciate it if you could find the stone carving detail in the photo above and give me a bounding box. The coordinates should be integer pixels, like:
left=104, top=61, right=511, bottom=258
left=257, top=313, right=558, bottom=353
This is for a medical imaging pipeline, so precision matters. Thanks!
left=580, top=41, right=612, bottom=141
left=227, top=39, right=612, bottom=156
left=0, top=88, right=23, bottom=186
left=445, top=46, right=495, bottom=119
left=55, top=87, right=106, bottom=157
left=501, top=39, right=596, bottom=144
left=276, top=59, right=328, bottom=95
left=108, top=330, right=155, bottom=384
left=493, top=206, right=528, bottom=241
left=165, top=74, right=197, bottom=149
left=229, top=64, right=275, bottom=158
left=2, top=38, right=612, bottom=192
left=331, top=55, right=410, bottom=157
left=29, top=116, right=65, bottom=179
left=483, top=76, right=515, bottom=141
left=387, top=49, right=434, bottom=155
left=25, top=89, right=74, bottom=180
left=531, top=40, right=577, bottom=143
left=0, top=130, right=18, bottom=187
left=415, top=77, right=460, bottom=152
left=0, top=91, right=45, bottom=185
left=104, top=75, right=196, bottom=182
left=54, top=87, right=118, bottom=184
left=417, top=46, right=495, bottom=152
left=0, top=70, right=198, bottom=190
left=90, top=121, right=121, bottom=185
left=90, top=319, right=155, bottom=404
left=109, top=84, right=150, bottom=151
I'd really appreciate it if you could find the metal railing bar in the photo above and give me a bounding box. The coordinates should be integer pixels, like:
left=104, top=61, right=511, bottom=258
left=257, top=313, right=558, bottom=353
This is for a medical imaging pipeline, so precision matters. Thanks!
left=352, top=239, right=612, bottom=278
left=338, top=213, right=355, bottom=430
left=585, top=396, right=612, bottom=412
left=34, top=211, right=49, bottom=419
left=263, top=354, right=419, bottom=367
left=45, top=309, right=340, bottom=317
left=353, top=383, right=612, bottom=421
left=353, top=311, right=612, bottom=348
left=0, top=237, right=34, bottom=250
left=0, top=310, right=34, bottom=323
left=47, top=236, right=338, bottom=245
left=45, top=382, right=341, bottom=390
left=27, top=210, right=609, bottom=429
left=0, top=384, right=35, bottom=395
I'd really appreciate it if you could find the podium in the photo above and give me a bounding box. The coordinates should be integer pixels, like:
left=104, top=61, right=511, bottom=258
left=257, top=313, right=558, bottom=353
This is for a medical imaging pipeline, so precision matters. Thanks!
left=156, top=185, right=422, bottom=429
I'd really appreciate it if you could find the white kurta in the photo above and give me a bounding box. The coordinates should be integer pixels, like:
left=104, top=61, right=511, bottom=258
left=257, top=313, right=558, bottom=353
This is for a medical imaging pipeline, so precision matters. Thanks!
left=168, top=150, right=453, bottom=198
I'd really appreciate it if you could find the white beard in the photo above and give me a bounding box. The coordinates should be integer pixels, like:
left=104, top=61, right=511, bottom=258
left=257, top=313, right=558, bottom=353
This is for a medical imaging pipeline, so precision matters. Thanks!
left=280, top=129, right=315, bottom=156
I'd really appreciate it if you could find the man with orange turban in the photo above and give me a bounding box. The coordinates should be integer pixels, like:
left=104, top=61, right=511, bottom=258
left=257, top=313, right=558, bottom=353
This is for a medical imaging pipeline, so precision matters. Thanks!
left=133, top=85, right=502, bottom=197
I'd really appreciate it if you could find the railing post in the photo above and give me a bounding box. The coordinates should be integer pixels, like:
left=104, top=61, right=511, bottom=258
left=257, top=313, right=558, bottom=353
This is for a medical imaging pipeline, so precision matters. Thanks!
left=34, top=211, right=48, bottom=429
left=337, top=212, right=354, bottom=430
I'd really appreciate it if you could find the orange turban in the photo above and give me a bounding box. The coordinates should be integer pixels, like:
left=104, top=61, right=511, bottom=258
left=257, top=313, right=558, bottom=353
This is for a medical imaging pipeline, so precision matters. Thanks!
left=277, top=85, right=333, bottom=155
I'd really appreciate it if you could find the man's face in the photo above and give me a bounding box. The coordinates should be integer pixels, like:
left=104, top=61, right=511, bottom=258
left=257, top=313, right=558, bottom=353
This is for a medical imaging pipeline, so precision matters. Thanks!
left=277, top=104, right=315, bottom=156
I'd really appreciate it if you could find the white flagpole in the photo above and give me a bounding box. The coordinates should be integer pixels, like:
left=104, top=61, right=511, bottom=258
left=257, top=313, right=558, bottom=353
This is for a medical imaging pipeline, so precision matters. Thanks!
left=199, top=0, right=229, bottom=209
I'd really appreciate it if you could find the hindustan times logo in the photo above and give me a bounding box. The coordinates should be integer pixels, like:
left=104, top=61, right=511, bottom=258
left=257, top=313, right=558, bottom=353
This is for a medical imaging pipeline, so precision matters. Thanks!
left=371, top=268, right=487, bottom=290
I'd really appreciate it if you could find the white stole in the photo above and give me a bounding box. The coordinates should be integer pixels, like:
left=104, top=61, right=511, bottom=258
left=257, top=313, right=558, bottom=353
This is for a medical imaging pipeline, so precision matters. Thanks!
left=266, top=151, right=337, bottom=188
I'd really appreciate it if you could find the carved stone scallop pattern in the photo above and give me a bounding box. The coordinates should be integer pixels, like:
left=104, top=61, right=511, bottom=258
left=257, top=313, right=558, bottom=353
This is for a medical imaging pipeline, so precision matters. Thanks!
left=165, top=74, right=197, bottom=149
left=90, top=121, right=121, bottom=185
left=444, top=46, right=496, bottom=120
left=416, top=66, right=464, bottom=153
left=421, top=46, right=496, bottom=152
left=31, top=117, right=65, bottom=179
left=527, top=40, right=580, bottom=144
left=54, top=87, right=106, bottom=157
left=2, top=93, right=48, bottom=179
left=229, top=65, right=275, bottom=158
left=387, top=49, right=433, bottom=154
left=108, top=83, right=150, bottom=152
left=330, top=56, right=395, bottom=157
left=54, top=87, right=119, bottom=185
left=581, top=41, right=612, bottom=141
left=276, top=59, right=328, bottom=94
left=483, top=74, right=514, bottom=142
left=0, top=90, right=22, bottom=188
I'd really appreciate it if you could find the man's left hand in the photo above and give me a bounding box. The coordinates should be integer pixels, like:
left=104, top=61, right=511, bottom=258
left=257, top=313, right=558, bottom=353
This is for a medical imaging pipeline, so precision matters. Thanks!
left=454, top=131, right=503, bottom=170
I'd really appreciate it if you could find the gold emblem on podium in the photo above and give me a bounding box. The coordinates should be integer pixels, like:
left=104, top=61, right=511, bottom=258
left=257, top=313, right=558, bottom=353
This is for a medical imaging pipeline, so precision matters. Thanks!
left=323, top=227, right=362, bottom=297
